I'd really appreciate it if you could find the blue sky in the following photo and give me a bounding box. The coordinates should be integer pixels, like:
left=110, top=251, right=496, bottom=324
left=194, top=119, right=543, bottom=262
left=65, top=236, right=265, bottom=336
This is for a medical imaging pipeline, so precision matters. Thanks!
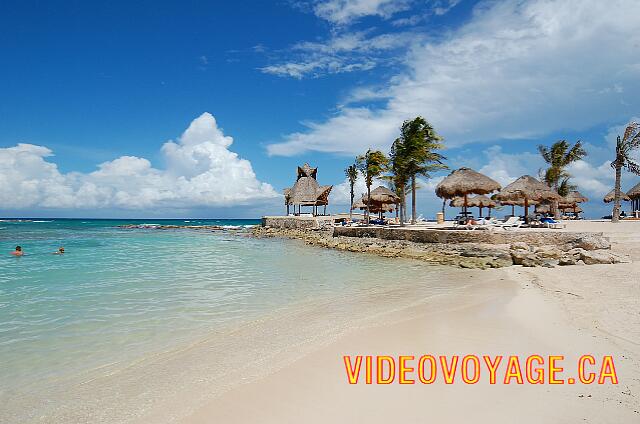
left=1, top=0, right=639, bottom=218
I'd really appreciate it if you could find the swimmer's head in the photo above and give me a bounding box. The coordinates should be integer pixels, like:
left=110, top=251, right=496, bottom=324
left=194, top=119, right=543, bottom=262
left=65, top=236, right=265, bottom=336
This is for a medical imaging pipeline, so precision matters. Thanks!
left=15, top=246, right=21, bottom=252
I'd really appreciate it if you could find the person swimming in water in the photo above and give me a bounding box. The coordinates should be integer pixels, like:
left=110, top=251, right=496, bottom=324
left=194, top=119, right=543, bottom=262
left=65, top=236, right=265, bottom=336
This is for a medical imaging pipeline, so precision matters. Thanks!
left=53, top=247, right=65, bottom=255
left=11, top=246, right=23, bottom=256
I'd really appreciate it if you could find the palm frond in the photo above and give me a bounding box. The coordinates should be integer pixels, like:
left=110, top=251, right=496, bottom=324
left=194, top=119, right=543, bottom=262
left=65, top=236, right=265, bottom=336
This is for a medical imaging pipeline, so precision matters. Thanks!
left=624, top=159, right=640, bottom=175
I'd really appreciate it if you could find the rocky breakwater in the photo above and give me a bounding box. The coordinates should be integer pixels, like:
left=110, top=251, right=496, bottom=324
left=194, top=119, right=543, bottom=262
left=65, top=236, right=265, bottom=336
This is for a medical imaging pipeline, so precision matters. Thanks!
left=509, top=235, right=627, bottom=267
left=253, top=227, right=513, bottom=269
left=252, top=227, right=628, bottom=269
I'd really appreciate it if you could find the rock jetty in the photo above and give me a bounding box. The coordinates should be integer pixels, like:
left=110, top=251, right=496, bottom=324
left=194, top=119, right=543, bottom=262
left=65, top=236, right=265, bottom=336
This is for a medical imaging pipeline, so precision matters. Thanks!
left=252, top=226, right=626, bottom=269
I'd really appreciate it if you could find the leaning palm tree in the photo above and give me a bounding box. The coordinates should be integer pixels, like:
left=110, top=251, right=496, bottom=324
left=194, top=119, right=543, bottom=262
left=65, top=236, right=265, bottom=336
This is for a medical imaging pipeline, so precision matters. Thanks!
left=396, top=117, right=447, bottom=224
left=356, top=149, right=389, bottom=224
left=344, top=163, right=358, bottom=220
left=538, top=140, right=587, bottom=217
left=611, top=122, right=640, bottom=223
left=387, top=138, right=410, bottom=226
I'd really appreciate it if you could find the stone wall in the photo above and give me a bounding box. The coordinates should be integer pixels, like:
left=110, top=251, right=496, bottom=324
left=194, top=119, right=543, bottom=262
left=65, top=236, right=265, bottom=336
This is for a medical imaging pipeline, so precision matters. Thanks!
left=262, top=216, right=334, bottom=230
left=333, top=226, right=610, bottom=250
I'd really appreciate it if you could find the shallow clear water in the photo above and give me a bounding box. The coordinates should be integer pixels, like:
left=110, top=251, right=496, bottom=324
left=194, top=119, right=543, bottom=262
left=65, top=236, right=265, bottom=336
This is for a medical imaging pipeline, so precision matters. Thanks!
left=0, top=218, right=458, bottom=423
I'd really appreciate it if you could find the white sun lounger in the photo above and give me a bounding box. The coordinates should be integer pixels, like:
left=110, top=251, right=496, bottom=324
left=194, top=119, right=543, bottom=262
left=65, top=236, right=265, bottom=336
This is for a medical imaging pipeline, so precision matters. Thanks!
left=492, top=216, right=523, bottom=230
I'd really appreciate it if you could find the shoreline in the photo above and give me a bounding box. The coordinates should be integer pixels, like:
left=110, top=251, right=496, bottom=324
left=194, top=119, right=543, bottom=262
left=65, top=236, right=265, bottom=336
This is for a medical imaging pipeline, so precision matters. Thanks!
left=179, top=263, right=640, bottom=423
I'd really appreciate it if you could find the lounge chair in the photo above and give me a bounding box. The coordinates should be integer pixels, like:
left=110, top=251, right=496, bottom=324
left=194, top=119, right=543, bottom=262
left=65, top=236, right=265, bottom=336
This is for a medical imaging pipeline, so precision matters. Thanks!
left=454, top=217, right=499, bottom=231
left=492, top=216, right=523, bottom=230
left=539, top=217, right=565, bottom=229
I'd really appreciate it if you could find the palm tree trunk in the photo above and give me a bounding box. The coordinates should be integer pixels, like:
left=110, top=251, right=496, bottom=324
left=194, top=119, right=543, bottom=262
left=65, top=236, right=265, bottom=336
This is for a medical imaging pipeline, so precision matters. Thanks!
left=411, top=175, right=417, bottom=224
left=612, top=163, right=622, bottom=223
left=366, top=182, right=371, bottom=225
left=400, top=187, right=406, bottom=227
left=349, top=185, right=354, bottom=220
left=441, top=198, right=446, bottom=220
left=402, top=201, right=407, bottom=224
left=552, top=182, right=560, bottom=219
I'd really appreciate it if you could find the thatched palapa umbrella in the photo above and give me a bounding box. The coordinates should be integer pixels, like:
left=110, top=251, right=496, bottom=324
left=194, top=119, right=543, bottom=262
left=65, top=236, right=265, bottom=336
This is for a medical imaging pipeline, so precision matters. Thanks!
left=436, top=168, right=501, bottom=216
left=560, top=190, right=588, bottom=215
left=352, top=197, right=394, bottom=213
left=603, top=189, right=630, bottom=203
left=495, top=175, right=561, bottom=222
left=564, top=190, right=588, bottom=204
left=496, top=197, right=540, bottom=216
left=535, top=203, right=551, bottom=214
left=450, top=195, right=497, bottom=217
left=358, top=186, right=399, bottom=219
left=363, top=186, right=399, bottom=204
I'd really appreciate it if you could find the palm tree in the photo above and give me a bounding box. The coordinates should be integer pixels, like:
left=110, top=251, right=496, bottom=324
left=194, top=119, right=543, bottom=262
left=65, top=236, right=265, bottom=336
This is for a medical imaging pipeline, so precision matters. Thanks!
left=611, top=122, right=640, bottom=223
left=388, top=138, right=410, bottom=226
left=356, top=149, right=389, bottom=225
left=344, top=163, right=358, bottom=220
left=395, top=117, right=447, bottom=224
left=538, top=140, right=587, bottom=217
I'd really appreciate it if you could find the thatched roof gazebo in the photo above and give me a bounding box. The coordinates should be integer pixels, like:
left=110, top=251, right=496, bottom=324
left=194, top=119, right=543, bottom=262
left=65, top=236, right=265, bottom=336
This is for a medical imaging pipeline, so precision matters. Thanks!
left=436, top=168, right=501, bottom=215
left=628, top=182, right=640, bottom=199
left=284, top=163, right=333, bottom=216
left=494, top=175, right=561, bottom=221
left=628, top=182, right=640, bottom=213
left=450, top=195, right=496, bottom=217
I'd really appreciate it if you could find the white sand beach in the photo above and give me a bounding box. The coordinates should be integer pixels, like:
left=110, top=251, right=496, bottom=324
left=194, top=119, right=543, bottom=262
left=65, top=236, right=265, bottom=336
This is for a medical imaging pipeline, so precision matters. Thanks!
left=177, top=221, right=640, bottom=424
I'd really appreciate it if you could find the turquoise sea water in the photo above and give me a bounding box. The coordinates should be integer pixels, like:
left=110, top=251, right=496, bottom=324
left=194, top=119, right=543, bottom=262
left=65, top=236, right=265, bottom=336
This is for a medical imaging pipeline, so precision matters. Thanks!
left=0, top=218, right=458, bottom=423
left=0, top=219, right=262, bottom=386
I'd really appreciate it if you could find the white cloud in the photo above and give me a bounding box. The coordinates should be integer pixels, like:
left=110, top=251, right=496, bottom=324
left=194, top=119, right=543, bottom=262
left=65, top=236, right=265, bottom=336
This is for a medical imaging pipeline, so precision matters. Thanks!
left=268, top=0, right=640, bottom=156
left=293, top=31, right=413, bottom=54
left=476, top=146, right=544, bottom=187
left=261, top=57, right=376, bottom=79
left=432, top=0, right=461, bottom=16
left=313, top=0, right=412, bottom=24
left=260, top=31, right=416, bottom=79
left=0, top=113, right=278, bottom=211
left=330, top=175, right=384, bottom=205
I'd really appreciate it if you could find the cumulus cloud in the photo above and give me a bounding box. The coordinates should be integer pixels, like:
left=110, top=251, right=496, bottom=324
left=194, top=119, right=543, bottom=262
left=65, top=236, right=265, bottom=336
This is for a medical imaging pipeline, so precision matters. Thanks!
left=267, top=0, right=640, bottom=156
left=0, top=113, right=278, bottom=211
